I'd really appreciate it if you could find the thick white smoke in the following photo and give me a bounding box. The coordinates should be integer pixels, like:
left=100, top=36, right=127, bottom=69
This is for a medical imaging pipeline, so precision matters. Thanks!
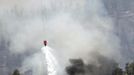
left=0, top=0, right=122, bottom=75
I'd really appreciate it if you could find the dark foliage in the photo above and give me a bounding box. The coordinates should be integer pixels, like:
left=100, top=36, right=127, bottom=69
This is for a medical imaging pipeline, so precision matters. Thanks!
left=66, top=59, right=85, bottom=75
left=12, top=69, right=20, bottom=75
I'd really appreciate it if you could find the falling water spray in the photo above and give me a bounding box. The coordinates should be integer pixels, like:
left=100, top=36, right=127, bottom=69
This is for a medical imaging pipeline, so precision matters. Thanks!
left=41, top=40, right=59, bottom=75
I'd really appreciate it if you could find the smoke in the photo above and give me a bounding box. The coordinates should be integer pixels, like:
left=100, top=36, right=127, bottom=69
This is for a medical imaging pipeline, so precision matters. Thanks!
left=66, top=53, right=118, bottom=75
left=19, top=52, right=47, bottom=75
left=0, top=0, right=122, bottom=75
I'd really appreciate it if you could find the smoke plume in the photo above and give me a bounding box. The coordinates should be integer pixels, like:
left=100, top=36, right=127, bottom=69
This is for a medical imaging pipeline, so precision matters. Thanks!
left=0, top=0, right=122, bottom=75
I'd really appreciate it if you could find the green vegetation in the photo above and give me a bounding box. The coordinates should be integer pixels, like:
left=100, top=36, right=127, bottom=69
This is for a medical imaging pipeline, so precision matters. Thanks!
left=66, top=58, right=134, bottom=75
left=11, top=60, right=134, bottom=75
left=112, top=62, right=134, bottom=75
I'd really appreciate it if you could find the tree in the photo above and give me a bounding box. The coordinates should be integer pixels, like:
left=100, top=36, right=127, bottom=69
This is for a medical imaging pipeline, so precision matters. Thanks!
left=125, top=62, right=134, bottom=75
left=66, top=59, right=85, bottom=75
left=112, top=67, right=123, bottom=75
left=12, top=69, right=20, bottom=75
